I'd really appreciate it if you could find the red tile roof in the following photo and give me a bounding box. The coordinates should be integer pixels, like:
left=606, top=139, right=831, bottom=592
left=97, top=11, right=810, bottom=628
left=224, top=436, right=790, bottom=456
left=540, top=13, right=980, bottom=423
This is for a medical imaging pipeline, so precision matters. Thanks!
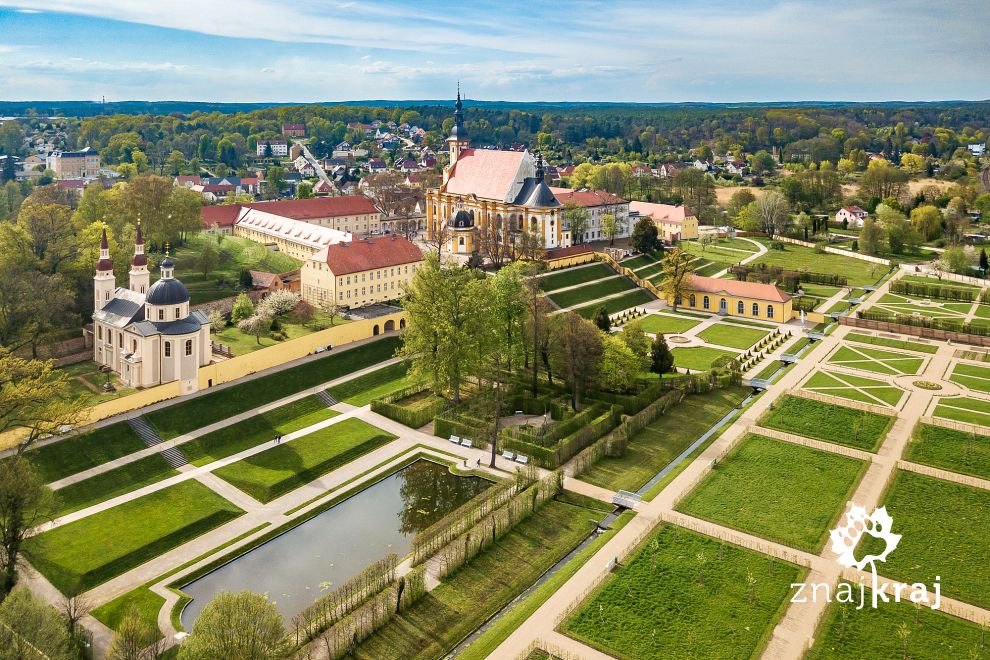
left=444, top=148, right=526, bottom=201
left=318, top=235, right=423, bottom=275
left=175, top=175, right=201, bottom=185
left=550, top=187, right=626, bottom=207
left=241, top=195, right=377, bottom=220
left=686, top=275, right=791, bottom=303
left=249, top=271, right=280, bottom=288
left=201, top=205, right=242, bottom=228
left=629, top=201, right=696, bottom=224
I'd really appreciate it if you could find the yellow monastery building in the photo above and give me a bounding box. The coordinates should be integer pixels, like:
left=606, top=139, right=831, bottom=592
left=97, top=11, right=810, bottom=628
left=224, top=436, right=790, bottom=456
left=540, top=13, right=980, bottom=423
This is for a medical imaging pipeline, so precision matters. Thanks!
left=629, top=201, right=699, bottom=242
left=675, top=275, right=792, bottom=322
left=426, top=92, right=565, bottom=254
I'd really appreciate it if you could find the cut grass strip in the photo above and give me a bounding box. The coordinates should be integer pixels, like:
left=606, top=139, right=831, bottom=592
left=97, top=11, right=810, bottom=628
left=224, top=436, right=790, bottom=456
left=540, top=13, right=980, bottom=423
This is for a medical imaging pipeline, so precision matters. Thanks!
left=844, top=332, right=938, bottom=354
left=827, top=345, right=924, bottom=376
left=326, top=360, right=412, bottom=405
left=24, top=481, right=243, bottom=594
left=212, top=418, right=397, bottom=502
left=905, top=423, right=990, bottom=481
left=574, top=289, right=654, bottom=318
left=547, top=276, right=635, bottom=309
left=54, top=453, right=179, bottom=516
left=22, top=423, right=145, bottom=483
left=637, top=313, right=700, bottom=336
left=697, top=322, right=769, bottom=350
left=804, top=370, right=904, bottom=407
left=537, top=263, right=614, bottom=292
left=671, top=346, right=738, bottom=372
left=760, top=394, right=893, bottom=452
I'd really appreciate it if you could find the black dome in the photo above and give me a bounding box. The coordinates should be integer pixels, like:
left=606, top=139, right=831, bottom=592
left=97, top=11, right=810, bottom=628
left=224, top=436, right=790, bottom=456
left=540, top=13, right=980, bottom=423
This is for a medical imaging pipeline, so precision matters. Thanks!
left=146, top=278, right=190, bottom=305
left=450, top=209, right=473, bottom=229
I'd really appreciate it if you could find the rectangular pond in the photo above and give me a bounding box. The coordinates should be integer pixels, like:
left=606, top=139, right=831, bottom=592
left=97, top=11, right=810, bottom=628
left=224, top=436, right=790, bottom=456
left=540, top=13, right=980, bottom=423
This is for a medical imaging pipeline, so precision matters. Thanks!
left=179, top=458, right=490, bottom=627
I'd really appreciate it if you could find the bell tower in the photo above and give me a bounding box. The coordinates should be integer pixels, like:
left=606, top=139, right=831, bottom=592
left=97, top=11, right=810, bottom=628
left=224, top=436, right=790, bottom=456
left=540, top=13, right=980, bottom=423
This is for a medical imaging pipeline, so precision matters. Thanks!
left=94, top=226, right=116, bottom=312
left=129, top=220, right=150, bottom=294
left=446, top=84, right=470, bottom=178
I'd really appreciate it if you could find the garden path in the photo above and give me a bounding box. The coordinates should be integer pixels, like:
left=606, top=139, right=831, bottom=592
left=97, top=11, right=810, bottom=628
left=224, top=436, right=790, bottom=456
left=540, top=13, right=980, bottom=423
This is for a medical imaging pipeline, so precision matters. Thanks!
left=709, top=236, right=768, bottom=279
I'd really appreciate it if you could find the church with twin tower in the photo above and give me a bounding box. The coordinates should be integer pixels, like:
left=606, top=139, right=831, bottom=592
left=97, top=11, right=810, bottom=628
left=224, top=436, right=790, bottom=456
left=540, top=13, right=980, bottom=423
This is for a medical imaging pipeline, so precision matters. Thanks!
left=92, top=225, right=211, bottom=394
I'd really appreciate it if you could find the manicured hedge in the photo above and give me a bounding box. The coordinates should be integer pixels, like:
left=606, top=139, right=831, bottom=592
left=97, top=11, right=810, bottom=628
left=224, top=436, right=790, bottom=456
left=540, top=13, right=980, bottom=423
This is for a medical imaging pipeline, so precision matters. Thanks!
left=890, top=280, right=976, bottom=302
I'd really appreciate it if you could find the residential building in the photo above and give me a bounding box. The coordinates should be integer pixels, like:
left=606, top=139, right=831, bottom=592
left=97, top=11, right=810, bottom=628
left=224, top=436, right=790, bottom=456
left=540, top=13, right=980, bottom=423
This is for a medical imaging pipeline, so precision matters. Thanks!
left=658, top=163, right=686, bottom=179
left=201, top=205, right=241, bottom=234
left=301, top=234, right=423, bottom=310
left=835, top=206, right=868, bottom=228
left=47, top=147, right=100, bottom=179
left=217, top=196, right=382, bottom=234
left=91, top=226, right=210, bottom=393
left=256, top=139, right=288, bottom=157
left=550, top=187, right=630, bottom=242
left=725, top=161, right=747, bottom=175
left=282, top=123, right=306, bottom=138
left=968, top=143, right=986, bottom=157
left=673, top=275, right=792, bottom=322
left=628, top=201, right=699, bottom=241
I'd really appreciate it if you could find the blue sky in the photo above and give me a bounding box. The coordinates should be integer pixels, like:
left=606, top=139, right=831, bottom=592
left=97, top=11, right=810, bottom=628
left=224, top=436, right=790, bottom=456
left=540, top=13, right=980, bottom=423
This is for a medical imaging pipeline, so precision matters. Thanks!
left=0, top=1, right=987, bottom=103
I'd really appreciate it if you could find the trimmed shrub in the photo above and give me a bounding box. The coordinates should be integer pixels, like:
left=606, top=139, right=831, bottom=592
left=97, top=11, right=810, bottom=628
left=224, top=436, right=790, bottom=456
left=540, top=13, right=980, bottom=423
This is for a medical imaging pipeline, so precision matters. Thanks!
left=890, top=280, right=975, bottom=302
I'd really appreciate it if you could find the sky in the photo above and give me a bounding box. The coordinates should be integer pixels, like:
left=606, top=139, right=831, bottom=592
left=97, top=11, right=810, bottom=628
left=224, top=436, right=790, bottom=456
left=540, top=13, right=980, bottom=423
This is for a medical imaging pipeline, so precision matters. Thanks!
left=0, top=1, right=988, bottom=104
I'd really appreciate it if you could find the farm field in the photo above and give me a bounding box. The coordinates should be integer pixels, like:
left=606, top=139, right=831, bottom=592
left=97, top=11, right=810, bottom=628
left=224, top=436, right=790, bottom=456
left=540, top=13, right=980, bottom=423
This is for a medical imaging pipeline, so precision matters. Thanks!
left=759, top=395, right=893, bottom=451
left=561, top=524, right=802, bottom=659
left=905, top=423, right=990, bottom=481
left=803, top=370, right=904, bottom=407
left=676, top=434, right=866, bottom=552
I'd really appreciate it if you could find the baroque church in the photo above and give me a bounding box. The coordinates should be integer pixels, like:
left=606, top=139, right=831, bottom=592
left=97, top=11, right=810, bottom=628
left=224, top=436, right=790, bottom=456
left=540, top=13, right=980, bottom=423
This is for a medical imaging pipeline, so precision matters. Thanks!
left=425, top=91, right=566, bottom=255
left=92, top=225, right=211, bottom=394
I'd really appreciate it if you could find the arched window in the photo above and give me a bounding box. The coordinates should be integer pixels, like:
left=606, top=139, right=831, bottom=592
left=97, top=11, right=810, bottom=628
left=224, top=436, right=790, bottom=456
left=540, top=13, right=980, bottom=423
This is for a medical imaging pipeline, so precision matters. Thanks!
left=737, top=300, right=744, bottom=314
left=164, top=341, right=171, bottom=357
left=703, top=296, right=710, bottom=310
left=689, top=294, right=696, bottom=307
left=185, top=339, right=193, bottom=356
left=752, top=302, right=759, bottom=316
left=767, top=305, right=775, bottom=319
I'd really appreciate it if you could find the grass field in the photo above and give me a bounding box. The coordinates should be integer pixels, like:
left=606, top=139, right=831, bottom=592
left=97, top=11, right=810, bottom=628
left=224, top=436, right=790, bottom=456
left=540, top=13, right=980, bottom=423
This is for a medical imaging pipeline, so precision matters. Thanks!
left=547, top=276, right=635, bottom=309
left=212, top=418, right=396, bottom=502
left=804, top=370, right=904, bottom=407
left=180, top=395, right=338, bottom=467
left=750, top=240, right=887, bottom=287
left=574, top=289, right=654, bottom=318
left=212, top=307, right=346, bottom=356
left=145, top=336, right=400, bottom=439
left=581, top=387, right=750, bottom=492
left=326, top=360, right=412, bottom=406
left=905, top=423, right=990, bottom=481
left=536, top=263, right=615, bottom=292
left=697, top=322, right=769, bottom=350
left=351, top=495, right=606, bottom=660
left=826, top=344, right=925, bottom=376
left=168, top=232, right=301, bottom=305
left=807, top=585, right=990, bottom=659
left=860, top=470, right=990, bottom=609
left=671, top=346, right=738, bottom=372
left=562, top=524, right=802, bottom=659
left=677, top=434, right=866, bottom=552
left=949, top=362, right=990, bottom=394
left=21, top=423, right=145, bottom=483
left=760, top=395, right=893, bottom=451
left=24, top=481, right=243, bottom=593
left=900, top=274, right=982, bottom=291
left=932, top=396, right=990, bottom=426
left=844, top=332, right=938, bottom=354
left=619, top=253, right=661, bottom=270
left=637, top=313, right=701, bottom=336
left=54, top=454, right=179, bottom=516
left=55, top=361, right=137, bottom=407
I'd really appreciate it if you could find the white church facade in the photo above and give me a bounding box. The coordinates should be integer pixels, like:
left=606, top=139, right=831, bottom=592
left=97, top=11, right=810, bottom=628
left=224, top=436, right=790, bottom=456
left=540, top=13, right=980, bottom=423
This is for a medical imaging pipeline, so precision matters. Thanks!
left=92, top=225, right=211, bottom=394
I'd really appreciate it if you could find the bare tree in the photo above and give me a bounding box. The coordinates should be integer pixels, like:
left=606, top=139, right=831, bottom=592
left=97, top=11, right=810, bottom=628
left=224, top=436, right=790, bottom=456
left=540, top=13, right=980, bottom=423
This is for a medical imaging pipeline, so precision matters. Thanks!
left=423, top=219, right=451, bottom=260
left=59, top=589, right=91, bottom=639
left=476, top=215, right=509, bottom=267
left=364, top=171, right=406, bottom=221
left=319, top=298, right=344, bottom=326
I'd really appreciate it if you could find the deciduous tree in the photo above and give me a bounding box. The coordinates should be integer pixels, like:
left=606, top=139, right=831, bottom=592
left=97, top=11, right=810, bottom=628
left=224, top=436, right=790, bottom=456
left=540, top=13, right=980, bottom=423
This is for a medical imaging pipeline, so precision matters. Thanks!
left=179, top=591, right=287, bottom=660
left=549, top=312, right=603, bottom=411
left=650, top=334, right=675, bottom=374
left=658, top=247, right=694, bottom=312
left=631, top=216, right=661, bottom=254
left=0, top=458, right=59, bottom=598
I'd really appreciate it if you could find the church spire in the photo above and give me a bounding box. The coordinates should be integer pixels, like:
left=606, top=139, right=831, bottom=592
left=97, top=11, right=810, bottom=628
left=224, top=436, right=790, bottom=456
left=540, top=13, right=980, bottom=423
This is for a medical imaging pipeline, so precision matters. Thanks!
left=94, top=225, right=115, bottom=312
left=535, top=152, right=545, bottom=182
left=97, top=227, right=112, bottom=273
left=446, top=84, right=469, bottom=172
left=129, top=220, right=150, bottom=294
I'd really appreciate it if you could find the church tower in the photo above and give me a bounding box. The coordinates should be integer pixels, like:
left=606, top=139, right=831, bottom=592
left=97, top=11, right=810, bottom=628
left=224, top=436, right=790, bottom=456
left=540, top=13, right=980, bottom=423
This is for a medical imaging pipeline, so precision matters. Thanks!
left=129, top=221, right=150, bottom=294
left=94, top=227, right=116, bottom=312
left=445, top=85, right=470, bottom=182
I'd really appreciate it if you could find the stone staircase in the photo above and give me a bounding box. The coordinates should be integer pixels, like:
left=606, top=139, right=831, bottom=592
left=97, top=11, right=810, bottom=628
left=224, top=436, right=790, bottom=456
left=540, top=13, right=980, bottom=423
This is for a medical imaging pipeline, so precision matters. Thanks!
left=316, top=389, right=339, bottom=407
left=128, top=416, right=188, bottom=469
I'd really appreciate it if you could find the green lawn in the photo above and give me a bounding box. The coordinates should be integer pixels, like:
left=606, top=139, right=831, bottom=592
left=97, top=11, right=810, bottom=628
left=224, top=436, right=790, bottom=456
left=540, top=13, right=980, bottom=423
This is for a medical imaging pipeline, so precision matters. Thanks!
left=677, top=434, right=867, bottom=552
left=807, top=586, right=990, bottom=659
left=212, top=307, right=347, bottom=356
left=547, top=276, right=635, bottom=309
left=827, top=345, right=924, bottom=376
left=900, top=274, right=982, bottom=292
left=537, top=263, right=615, bottom=292
left=167, top=232, right=301, bottom=305
left=933, top=397, right=990, bottom=426
left=54, top=454, right=179, bottom=516
left=672, top=346, right=738, bottom=372
left=24, top=481, right=243, bottom=593
left=55, top=361, right=138, bottom=407
left=180, top=395, right=338, bottom=467
left=21, top=423, right=146, bottom=484
left=212, top=418, right=397, bottom=502
left=91, top=586, right=166, bottom=638
left=327, top=361, right=413, bottom=406
left=581, top=387, right=749, bottom=492
left=561, top=524, right=802, bottom=660
left=860, top=470, right=990, bottom=609
left=949, top=362, right=990, bottom=394
left=574, top=289, right=654, bottom=318
left=905, top=423, right=990, bottom=481
left=351, top=496, right=605, bottom=660
left=750, top=240, right=887, bottom=287
left=637, top=313, right=701, bottom=335
left=844, top=332, right=938, bottom=354
left=798, top=283, right=843, bottom=298
left=634, top=262, right=664, bottom=279
left=760, top=395, right=893, bottom=451
left=697, top=323, right=769, bottom=350
left=145, top=336, right=400, bottom=439
left=619, top=254, right=660, bottom=270
left=804, top=370, right=904, bottom=407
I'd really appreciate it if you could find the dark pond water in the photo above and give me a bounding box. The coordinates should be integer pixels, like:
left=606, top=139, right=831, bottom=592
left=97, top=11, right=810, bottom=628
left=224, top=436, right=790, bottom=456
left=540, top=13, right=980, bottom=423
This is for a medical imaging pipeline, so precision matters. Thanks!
left=180, top=459, right=489, bottom=627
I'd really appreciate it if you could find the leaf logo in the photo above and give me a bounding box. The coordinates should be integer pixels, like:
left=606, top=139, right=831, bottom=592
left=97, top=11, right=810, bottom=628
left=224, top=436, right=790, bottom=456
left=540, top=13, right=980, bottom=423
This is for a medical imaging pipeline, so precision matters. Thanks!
left=829, top=504, right=901, bottom=571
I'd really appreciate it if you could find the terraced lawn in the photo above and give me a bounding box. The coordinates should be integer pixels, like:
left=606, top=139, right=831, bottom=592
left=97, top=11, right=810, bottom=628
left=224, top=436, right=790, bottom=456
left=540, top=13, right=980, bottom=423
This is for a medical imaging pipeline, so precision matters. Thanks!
left=677, top=434, right=867, bottom=552
left=671, top=346, right=738, bottom=372
left=803, top=370, right=904, bottom=407
left=562, top=524, right=802, bottom=659
left=21, top=423, right=145, bottom=483
left=949, top=362, right=990, bottom=394
left=618, top=253, right=660, bottom=270
left=638, top=313, right=701, bottom=336
left=905, top=423, right=990, bottom=481
left=932, top=396, right=990, bottom=426
left=326, top=360, right=413, bottom=406
left=844, top=332, right=938, bottom=354
left=53, top=454, right=179, bottom=516
left=212, top=418, right=397, bottom=502
left=536, top=263, right=615, bottom=292
left=24, top=481, right=243, bottom=593
left=547, top=276, right=635, bottom=308
left=826, top=344, right=925, bottom=376
left=760, top=395, right=894, bottom=452
left=697, top=322, right=769, bottom=350
left=574, top=289, right=654, bottom=318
